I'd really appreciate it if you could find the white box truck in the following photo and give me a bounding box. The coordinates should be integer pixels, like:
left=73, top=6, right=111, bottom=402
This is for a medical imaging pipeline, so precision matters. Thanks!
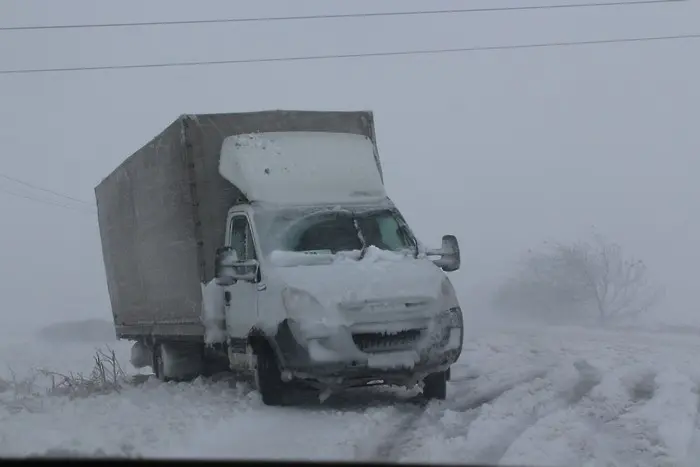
left=95, top=110, right=464, bottom=406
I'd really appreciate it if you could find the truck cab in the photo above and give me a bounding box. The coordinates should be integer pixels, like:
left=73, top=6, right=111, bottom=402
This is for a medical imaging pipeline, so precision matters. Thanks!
left=203, top=131, right=464, bottom=405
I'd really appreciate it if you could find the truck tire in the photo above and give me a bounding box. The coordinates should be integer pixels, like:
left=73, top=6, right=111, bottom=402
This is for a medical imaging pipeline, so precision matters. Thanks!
left=152, top=341, right=203, bottom=382
left=423, top=370, right=448, bottom=400
left=152, top=343, right=169, bottom=382
left=254, top=343, right=288, bottom=406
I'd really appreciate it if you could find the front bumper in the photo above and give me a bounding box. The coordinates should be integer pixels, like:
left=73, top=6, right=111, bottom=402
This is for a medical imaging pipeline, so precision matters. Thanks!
left=272, top=307, right=464, bottom=389
left=288, top=347, right=461, bottom=388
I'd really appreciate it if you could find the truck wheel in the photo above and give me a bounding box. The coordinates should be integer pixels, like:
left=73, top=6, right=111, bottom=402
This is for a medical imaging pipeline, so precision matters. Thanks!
left=152, top=343, right=169, bottom=382
left=152, top=341, right=204, bottom=382
left=254, top=343, right=288, bottom=406
left=422, top=370, right=448, bottom=400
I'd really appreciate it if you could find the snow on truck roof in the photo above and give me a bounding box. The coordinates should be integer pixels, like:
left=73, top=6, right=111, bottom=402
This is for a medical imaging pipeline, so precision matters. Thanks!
left=219, top=131, right=387, bottom=206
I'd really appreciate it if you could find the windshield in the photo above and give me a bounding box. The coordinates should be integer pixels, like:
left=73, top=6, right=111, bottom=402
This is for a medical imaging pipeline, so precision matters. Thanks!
left=253, top=205, right=416, bottom=258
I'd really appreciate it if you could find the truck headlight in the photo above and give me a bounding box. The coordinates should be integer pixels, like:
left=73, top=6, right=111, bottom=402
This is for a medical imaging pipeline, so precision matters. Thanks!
left=423, top=307, right=463, bottom=351
left=433, top=307, right=463, bottom=348
left=441, top=277, right=459, bottom=309
left=436, top=307, right=463, bottom=329
left=282, top=287, right=338, bottom=340
left=282, top=287, right=325, bottom=321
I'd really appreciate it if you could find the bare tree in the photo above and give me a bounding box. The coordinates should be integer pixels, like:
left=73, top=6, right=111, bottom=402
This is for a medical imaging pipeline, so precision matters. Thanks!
left=493, top=233, right=663, bottom=325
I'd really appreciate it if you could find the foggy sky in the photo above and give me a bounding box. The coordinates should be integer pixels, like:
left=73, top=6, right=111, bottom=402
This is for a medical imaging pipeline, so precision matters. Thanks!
left=1, top=0, right=698, bottom=330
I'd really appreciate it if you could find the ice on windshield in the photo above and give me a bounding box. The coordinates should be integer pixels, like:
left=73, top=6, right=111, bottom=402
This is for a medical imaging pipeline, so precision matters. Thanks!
left=286, top=211, right=410, bottom=254
left=255, top=206, right=417, bottom=265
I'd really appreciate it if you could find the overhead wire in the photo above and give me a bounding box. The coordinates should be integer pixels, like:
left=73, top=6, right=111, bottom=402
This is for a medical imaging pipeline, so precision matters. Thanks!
left=0, top=185, right=96, bottom=215
left=0, top=0, right=685, bottom=32
left=0, top=172, right=96, bottom=215
left=0, top=172, right=95, bottom=206
left=1, top=32, right=699, bottom=75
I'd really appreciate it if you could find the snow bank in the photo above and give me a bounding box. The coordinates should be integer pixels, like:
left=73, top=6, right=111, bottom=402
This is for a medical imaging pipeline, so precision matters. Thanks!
left=1, top=375, right=396, bottom=460
left=161, top=399, right=393, bottom=460
left=5, top=322, right=700, bottom=464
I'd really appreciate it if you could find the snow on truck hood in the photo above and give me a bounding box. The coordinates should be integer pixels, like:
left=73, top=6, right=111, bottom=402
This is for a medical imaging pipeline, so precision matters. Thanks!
left=269, top=247, right=446, bottom=311
left=219, top=131, right=386, bottom=206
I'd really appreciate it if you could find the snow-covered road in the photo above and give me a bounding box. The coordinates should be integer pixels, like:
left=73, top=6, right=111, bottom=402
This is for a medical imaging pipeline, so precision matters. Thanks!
left=2, top=323, right=700, bottom=465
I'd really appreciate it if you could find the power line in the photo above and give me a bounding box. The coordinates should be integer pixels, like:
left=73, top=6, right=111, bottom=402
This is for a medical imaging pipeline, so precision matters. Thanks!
left=1, top=32, right=698, bottom=76
left=0, top=172, right=95, bottom=206
left=0, top=0, right=684, bottom=32
left=0, top=186, right=96, bottom=215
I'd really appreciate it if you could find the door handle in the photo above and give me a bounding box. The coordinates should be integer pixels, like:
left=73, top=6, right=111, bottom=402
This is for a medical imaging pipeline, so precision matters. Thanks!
left=257, top=283, right=267, bottom=291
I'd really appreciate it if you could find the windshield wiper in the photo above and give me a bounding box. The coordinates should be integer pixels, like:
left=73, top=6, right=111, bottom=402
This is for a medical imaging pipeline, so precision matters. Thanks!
left=398, top=223, right=419, bottom=259
left=352, top=216, right=368, bottom=260
left=330, top=210, right=366, bottom=260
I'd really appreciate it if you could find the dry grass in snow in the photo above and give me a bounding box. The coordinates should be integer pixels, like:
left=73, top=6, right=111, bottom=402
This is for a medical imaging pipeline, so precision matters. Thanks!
left=0, top=346, right=128, bottom=414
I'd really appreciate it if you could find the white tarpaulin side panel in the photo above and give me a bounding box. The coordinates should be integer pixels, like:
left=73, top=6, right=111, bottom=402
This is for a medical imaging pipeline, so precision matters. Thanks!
left=219, top=131, right=387, bottom=205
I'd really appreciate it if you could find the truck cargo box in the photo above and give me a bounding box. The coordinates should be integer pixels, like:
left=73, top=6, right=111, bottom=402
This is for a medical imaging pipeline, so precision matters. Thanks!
left=95, top=110, right=380, bottom=339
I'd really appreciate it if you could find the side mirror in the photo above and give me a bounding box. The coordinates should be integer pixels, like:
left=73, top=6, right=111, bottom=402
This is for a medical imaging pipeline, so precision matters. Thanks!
left=215, top=246, right=260, bottom=285
left=215, top=246, right=238, bottom=286
left=427, top=235, right=461, bottom=272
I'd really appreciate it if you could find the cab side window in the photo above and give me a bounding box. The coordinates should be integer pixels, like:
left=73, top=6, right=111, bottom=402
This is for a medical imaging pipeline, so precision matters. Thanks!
left=230, top=216, right=257, bottom=261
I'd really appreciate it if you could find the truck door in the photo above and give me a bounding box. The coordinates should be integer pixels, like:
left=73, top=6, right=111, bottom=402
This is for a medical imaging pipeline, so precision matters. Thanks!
left=224, top=214, right=259, bottom=355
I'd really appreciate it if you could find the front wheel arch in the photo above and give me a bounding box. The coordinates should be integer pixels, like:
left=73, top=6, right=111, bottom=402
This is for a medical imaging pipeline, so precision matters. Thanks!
left=246, top=324, right=290, bottom=370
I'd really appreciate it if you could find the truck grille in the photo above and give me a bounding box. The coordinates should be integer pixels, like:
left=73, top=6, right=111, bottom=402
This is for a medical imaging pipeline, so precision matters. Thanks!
left=352, top=329, right=422, bottom=353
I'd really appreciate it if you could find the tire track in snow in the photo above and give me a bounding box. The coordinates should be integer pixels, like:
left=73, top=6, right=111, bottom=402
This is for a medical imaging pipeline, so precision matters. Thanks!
left=449, top=366, right=551, bottom=414
left=353, top=365, right=552, bottom=462
left=498, top=366, right=700, bottom=467
left=684, top=385, right=700, bottom=467
left=498, top=365, right=659, bottom=466
left=356, top=403, right=427, bottom=461
left=463, top=359, right=603, bottom=465
left=597, top=368, right=699, bottom=467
